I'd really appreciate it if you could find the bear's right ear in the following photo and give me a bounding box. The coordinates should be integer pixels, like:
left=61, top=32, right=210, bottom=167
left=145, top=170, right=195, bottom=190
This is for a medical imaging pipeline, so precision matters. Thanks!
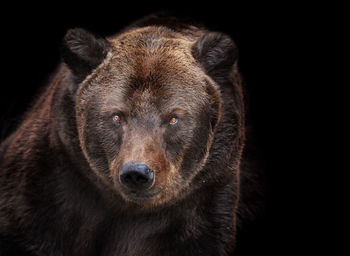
left=61, top=28, right=111, bottom=80
left=192, top=32, right=238, bottom=83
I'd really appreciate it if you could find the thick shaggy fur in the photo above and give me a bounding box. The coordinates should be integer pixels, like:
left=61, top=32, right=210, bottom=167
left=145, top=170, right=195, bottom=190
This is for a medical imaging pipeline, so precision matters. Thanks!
left=0, top=14, right=258, bottom=255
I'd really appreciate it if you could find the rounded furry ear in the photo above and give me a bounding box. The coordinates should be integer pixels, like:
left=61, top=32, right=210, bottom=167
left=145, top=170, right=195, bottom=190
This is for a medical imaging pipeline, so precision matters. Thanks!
left=61, top=28, right=111, bottom=80
left=192, top=32, right=238, bottom=81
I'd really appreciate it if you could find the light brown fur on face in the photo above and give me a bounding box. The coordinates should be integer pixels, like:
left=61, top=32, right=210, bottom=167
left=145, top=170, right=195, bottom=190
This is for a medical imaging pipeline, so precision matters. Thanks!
left=109, top=128, right=173, bottom=204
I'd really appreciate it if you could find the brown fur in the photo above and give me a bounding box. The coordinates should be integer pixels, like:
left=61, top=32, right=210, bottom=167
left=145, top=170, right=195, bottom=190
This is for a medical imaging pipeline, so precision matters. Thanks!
left=74, top=26, right=225, bottom=208
left=0, top=14, right=250, bottom=255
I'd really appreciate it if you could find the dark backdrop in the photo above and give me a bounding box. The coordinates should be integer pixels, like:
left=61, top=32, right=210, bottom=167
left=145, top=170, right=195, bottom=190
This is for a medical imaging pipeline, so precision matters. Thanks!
left=0, top=3, right=313, bottom=255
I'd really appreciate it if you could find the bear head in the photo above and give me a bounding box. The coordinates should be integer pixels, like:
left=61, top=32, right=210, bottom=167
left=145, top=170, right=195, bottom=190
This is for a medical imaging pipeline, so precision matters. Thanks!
left=61, top=26, right=238, bottom=208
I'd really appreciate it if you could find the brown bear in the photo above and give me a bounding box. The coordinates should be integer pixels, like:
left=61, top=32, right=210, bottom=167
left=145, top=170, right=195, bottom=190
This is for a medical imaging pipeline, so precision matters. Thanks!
left=0, top=14, right=255, bottom=255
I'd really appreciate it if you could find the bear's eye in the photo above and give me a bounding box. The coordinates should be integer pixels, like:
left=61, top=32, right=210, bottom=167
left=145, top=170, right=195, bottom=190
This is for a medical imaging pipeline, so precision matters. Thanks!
left=112, top=114, right=122, bottom=126
left=169, top=117, right=178, bottom=126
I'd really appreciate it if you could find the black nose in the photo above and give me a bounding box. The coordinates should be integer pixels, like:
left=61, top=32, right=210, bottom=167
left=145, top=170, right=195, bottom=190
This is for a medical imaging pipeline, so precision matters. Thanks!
left=119, top=162, right=154, bottom=190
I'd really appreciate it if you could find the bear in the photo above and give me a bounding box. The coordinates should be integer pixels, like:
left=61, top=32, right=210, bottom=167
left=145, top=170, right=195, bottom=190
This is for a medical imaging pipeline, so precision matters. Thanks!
left=0, top=13, right=254, bottom=255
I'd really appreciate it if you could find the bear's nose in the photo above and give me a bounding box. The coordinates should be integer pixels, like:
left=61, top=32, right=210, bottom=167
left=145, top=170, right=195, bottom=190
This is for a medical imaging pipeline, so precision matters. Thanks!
left=119, top=162, right=154, bottom=190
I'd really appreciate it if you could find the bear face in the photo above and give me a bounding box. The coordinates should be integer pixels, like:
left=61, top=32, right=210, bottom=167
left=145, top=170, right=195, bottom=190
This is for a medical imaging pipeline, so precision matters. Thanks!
left=72, top=27, right=222, bottom=207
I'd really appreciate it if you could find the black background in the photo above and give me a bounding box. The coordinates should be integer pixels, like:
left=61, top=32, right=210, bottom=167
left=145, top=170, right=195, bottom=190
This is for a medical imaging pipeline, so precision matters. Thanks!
left=0, top=2, right=318, bottom=255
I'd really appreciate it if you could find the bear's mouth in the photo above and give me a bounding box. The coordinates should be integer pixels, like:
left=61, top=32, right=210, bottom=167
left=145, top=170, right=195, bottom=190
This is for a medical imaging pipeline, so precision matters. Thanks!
left=119, top=186, right=166, bottom=204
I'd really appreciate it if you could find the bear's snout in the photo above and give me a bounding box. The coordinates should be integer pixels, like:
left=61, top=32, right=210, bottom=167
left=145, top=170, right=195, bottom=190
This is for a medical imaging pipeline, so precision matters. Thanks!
left=119, top=162, right=155, bottom=190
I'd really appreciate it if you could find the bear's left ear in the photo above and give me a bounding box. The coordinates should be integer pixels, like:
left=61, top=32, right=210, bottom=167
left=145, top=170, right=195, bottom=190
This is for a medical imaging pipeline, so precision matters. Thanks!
left=61, top=28, right=111, bottom=81
left=192, top=32, right=238, bottom=82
